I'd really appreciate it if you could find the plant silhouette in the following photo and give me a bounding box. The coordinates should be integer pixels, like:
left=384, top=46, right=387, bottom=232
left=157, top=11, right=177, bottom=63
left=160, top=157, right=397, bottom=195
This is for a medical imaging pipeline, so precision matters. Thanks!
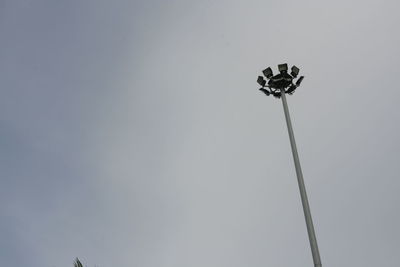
left=74, top=258, right=83, bottom=267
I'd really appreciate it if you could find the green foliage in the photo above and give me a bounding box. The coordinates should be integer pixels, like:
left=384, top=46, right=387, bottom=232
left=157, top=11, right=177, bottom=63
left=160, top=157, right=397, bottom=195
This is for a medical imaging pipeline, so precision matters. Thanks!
left=74, top=258, right=84, bottom=267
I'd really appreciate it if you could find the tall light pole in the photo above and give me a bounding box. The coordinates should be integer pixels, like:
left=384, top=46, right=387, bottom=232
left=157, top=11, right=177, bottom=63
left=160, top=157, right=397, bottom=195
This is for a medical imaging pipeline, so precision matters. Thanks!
left=257, top=64, right=322, bottom=267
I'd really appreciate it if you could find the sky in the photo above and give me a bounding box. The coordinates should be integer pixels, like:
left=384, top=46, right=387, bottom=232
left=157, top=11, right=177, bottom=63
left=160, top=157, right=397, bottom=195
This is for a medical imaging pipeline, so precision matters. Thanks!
left=1, top=0, right=400, bottom=266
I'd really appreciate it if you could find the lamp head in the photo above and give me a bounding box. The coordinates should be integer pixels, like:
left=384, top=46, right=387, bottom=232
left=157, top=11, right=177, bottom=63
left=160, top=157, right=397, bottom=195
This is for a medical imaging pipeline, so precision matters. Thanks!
left=262, top=67, right=273, bottom=79
left=278, top=63, right=288, bottom=73
left=286, top=84, right=297, bottom=94
left=291, top=65, right=300, bottom=78
left=259, top=88, right=270, bottom=96
left=257, top=76, right=266, bottom=87
left=295, top=76, right=304, bottom=87
left=272, top=91, right=281, bottom=98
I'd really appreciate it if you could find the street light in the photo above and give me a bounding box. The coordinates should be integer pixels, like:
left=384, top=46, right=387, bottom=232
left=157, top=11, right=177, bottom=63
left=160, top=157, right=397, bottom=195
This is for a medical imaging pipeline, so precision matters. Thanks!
left=291, top=65, right=300, bottom=78
left=296, top=76, right=304, bottom=87
left=256, top=64, right=322, bottom=267
left=278, top=63, right=288, bottom=73
left=263, top=67, right=273, bottom=79
left=257, top=76, right=266, bottom=87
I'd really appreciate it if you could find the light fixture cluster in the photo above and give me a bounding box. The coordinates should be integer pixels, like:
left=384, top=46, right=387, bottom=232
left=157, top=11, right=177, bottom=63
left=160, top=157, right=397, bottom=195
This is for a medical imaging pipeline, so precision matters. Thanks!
left=257, top=63, right=304, bottom=98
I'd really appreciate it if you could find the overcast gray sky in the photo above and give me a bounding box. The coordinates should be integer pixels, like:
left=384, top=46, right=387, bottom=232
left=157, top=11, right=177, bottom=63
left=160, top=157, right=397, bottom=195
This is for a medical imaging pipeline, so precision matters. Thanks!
left=1, top=0, right=400, bottom=266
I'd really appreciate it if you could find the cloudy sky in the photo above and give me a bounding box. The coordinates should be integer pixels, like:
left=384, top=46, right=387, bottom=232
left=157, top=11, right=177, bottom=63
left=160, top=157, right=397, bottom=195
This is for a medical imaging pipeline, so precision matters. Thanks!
left=1, top=0, right=400, bottom=266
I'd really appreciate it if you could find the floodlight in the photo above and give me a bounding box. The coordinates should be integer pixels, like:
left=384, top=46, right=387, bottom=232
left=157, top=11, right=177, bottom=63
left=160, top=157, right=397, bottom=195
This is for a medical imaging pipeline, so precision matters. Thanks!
left=286, top=84, right=297, bottom=94
left=295, top=76, right=304, bottom=87
left=257, top=76, right=266, bottom=87
left=272, top=91, right=281, bottom=98
left=262, top=67, right=273, bottom=79
left=291, top=66, right=300, bottom=78
left=278, top=63, right=288, bottom=73
left=259, top=88, right=270, bottom=96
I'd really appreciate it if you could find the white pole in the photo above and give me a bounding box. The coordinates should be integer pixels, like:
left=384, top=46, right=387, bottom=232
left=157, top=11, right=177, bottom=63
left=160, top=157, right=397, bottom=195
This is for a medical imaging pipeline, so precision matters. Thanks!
left=280, top=89, right=322, bottom=267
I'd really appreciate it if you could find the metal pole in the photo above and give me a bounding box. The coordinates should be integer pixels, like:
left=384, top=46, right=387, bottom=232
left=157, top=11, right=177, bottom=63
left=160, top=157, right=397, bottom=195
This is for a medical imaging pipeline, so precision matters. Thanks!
left=280, top=89, right=322, bottom=267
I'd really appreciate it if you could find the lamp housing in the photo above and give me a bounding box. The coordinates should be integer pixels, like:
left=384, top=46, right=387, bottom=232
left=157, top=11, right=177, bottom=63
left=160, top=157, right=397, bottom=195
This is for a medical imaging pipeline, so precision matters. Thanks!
left=278, top=63, right=288, bottom=73
left=259, top=88, right=270, bottom=96
left=295, top=76, right=304, bottom=87
left=257, top=76, right=266, bottom=87
left=286, top=84, right=297, bottom=94
left=262, top=67, right=273, bottom=79
left=291, top=66, right=300, bottom=78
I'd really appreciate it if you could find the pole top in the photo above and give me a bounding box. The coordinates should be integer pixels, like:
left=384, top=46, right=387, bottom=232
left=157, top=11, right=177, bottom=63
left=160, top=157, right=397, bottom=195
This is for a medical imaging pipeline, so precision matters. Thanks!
left=257, top=63, right=304, bottom=98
